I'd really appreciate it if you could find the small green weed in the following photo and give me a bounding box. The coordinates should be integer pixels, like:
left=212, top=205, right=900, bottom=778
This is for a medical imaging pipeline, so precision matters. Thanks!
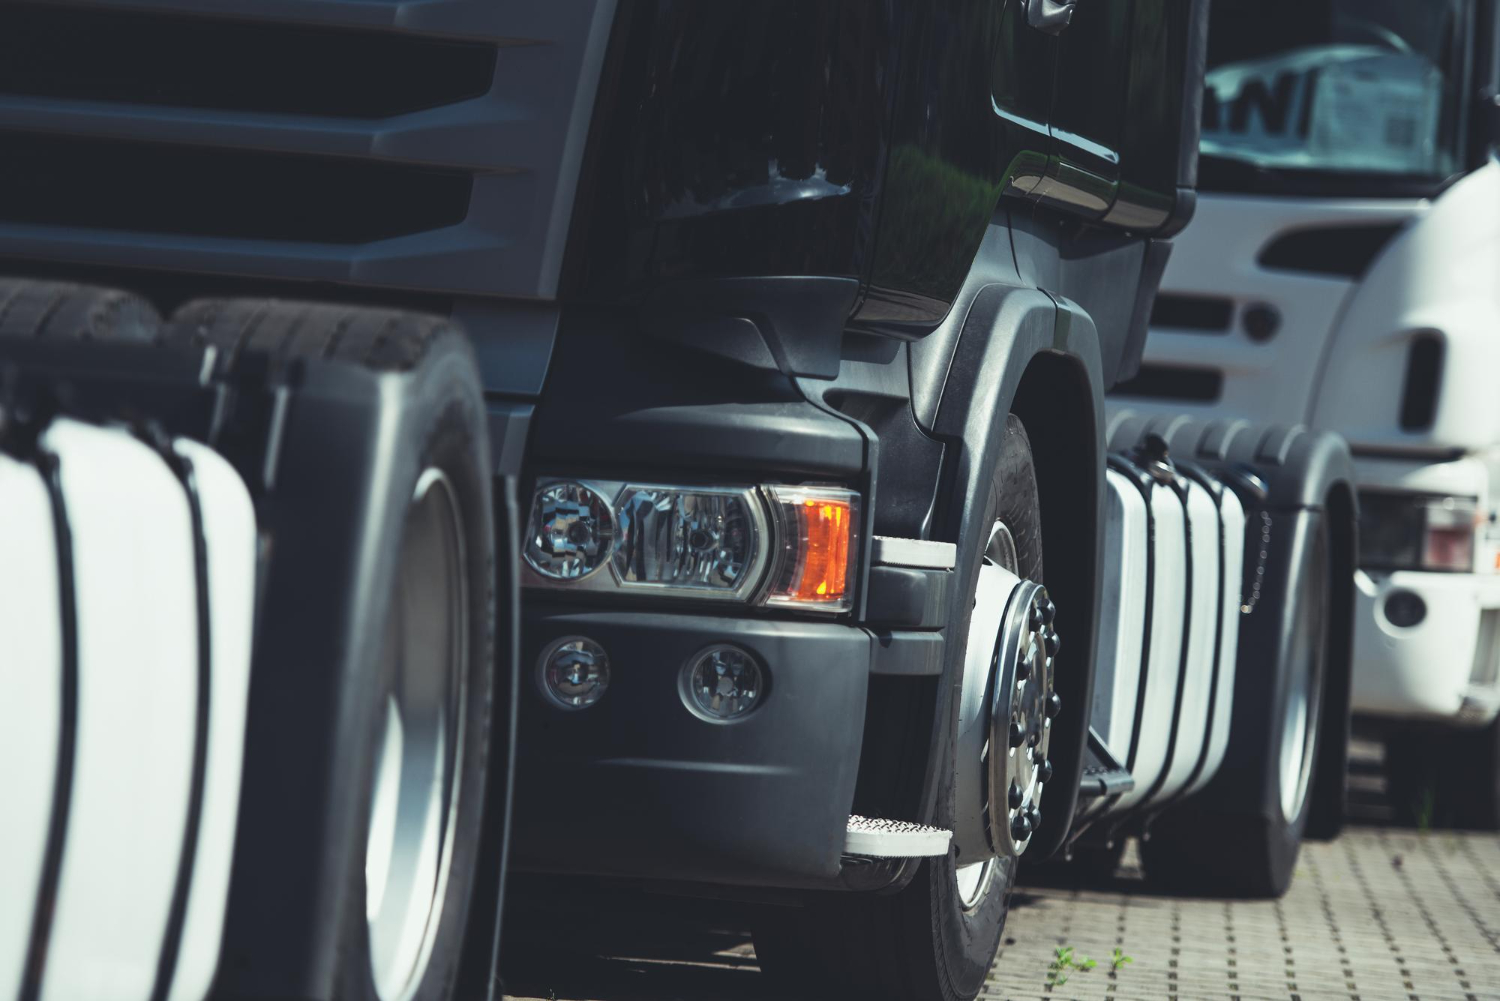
left=1047, top=945, right=1096, bottom=987
left=1414, top=783, right=1437, bottom=833
left=1110, top=947, right=1134, bottom=971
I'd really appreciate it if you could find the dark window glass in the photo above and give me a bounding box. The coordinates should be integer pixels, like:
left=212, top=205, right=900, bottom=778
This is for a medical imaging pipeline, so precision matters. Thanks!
left=1201, top=0, right=1475, bottom=193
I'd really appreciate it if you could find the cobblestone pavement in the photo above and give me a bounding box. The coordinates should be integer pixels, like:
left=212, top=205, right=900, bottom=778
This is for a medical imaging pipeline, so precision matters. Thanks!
left=503, top=749, right=1500, bottom=1001
left=990, top=828, right=1500, bottom=1000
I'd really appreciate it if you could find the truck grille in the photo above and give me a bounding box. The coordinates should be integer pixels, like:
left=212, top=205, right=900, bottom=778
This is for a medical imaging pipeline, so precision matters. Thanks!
left=0, top=4, right=497, bottom=118
left=0, top=0, right=615, bottom=300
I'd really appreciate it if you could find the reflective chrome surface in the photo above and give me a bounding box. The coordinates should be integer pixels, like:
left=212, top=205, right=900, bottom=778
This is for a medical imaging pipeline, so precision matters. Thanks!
left=365, top=469, right=467, bottom=1001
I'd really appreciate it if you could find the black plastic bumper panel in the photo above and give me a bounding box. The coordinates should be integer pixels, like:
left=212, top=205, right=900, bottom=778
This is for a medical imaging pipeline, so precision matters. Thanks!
left=512, top=606, right=870, bottom=888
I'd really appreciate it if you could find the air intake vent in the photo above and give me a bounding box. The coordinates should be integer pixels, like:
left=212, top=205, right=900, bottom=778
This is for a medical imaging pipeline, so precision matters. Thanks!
left=1151, top=294, right=1233, bottom=332
left=0, top=0, right=614, bottom=301
left=1258, top=223, right=1403, bottom=278
left=1110, top=364, right=1223, bottom=403
left=0, top=3, right=497, bottom=118
left=1398, top=331, right=1445, bottom=431
left=0, top=134, right=471, bottom=244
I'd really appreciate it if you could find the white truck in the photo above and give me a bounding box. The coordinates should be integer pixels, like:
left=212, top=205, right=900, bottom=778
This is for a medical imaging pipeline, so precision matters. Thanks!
left=1113, top=0, right=1500, bottom=827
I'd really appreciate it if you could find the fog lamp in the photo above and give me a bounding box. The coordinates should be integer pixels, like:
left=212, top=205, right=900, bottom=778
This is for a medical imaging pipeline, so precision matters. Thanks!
left=613, top=486, right=759, bottom=593
left=525, top=481, right=614, bottom=580
left=681, top=644, right=763, bottom=721
left=538, top=636, right=610, bottom=709
left=1384, top=590, right=1427, bottom=629
left=765, top=486, right=860, bottom=612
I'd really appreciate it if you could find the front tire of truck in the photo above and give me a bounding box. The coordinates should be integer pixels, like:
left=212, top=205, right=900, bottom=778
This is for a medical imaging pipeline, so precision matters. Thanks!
left=1141, top=517, right=1330, bottom=898
left=755, top=415, right=1045, bottom=1001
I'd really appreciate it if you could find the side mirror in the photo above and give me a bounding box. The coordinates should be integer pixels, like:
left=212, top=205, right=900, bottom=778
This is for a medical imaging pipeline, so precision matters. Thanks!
left=1025, top=0, right=1077, bottom=35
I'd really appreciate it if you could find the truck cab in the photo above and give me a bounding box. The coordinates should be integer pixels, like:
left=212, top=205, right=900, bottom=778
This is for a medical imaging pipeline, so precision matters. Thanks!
left=1117, top=0, right=1500, bottom=827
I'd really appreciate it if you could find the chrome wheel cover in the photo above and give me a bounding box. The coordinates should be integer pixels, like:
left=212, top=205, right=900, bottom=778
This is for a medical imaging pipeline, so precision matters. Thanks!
left=953, top=521, right=1060, bottom=903
left=365, top=469, right=468, bottom=1001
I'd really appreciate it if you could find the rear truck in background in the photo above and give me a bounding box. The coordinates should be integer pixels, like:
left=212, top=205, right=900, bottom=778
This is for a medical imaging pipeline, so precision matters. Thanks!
left=0, top=4, right=1349, bottom=1001
left=1114, top=0, right=1500, bottom=829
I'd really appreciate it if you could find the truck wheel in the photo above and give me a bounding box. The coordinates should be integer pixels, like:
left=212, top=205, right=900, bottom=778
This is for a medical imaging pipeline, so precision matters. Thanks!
left=1385, top=718, right=1500, bottom=831
left=1140, top=518, right=1330, bottom=898
left=755, top=414, right=1049, bottom=1001
left=169, top=300, right=496, bottom=1001
left=0, top=277, right=158, bottom=342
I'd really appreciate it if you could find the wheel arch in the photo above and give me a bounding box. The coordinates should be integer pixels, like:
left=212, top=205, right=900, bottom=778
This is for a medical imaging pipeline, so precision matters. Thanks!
left=919, top=287, right=1108, bottom=861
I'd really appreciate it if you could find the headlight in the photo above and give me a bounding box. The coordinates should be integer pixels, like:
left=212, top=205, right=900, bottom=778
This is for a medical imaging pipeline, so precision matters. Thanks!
left=523, top=477, right=859, bottom=610
left=1359, top=491, right=1477, bottom=573
left=523, top=481, right=615, bottom=580
left=613, top=485, right=760, bottom=593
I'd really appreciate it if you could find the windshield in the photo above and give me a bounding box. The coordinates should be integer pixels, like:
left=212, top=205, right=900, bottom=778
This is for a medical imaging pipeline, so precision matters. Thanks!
left=1200, top=0, right=1476, bottom=194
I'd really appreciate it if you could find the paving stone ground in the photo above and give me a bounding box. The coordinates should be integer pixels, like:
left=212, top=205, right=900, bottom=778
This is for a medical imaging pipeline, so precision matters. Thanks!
left=503, top=746, right=1500, bottom=1001
left=988, top=828, right=1500, bottom=1001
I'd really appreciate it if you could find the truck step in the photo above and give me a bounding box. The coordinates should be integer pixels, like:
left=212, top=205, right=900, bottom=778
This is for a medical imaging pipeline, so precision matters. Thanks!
left=844, top=815, right=952, bottom=858
left=1078, top=729, right=1136, bottom=800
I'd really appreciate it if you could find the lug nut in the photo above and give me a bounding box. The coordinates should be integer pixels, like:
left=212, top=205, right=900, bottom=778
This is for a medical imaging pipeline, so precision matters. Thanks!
left=1030, top=602, right=1046, bottom=629
left=1011, top=813, right=1033, bottom=841
left=1046, top=692, right=1063, bottom=718
left=1016, top=656, right=1032, bottom=681
left=1044, top=630, right=1061, bottom=656
left=1008, top=721, right=1026, bottom=748
left=1008, top=781, right=1024, bottom=810
left=1043, top=597, right=1057, bottom=623
left=1026, top=806, right=1041, bottom=829
left=1029, top=729, right=1041, bottom=747
left=1039, top=758, right=1053, bottom=782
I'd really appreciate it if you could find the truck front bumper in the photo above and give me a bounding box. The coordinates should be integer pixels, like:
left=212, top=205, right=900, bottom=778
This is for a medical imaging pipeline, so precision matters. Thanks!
left=1351, top=568, right=1500, bottom=724
left=509, top=604, right=872, bottom=889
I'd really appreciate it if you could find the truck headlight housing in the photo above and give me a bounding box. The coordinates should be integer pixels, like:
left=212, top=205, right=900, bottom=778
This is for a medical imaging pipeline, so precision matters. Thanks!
left=523, top=478, right=859, bottom=611
left=1359, top=491, right=1477, bottom=573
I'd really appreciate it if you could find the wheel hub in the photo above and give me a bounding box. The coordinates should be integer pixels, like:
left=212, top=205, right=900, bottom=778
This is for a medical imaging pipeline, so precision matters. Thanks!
left=952, top=522, right=1061, bottom=868
left=991, top=586, right=1058, bottom=855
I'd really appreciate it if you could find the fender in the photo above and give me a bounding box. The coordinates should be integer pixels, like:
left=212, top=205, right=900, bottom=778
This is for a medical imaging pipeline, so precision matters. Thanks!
left=912, top=273, right=1108, bottom=861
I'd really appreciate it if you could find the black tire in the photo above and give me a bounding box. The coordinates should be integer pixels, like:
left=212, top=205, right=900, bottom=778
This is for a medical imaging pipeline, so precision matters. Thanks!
left=754, top=415, right=1041, bottom=1001
left=1385, top=717, right=1500, bottom=831
left=0, top=278, right=159, bottom=342
left=1140, top=516, right=1331, bottom=898
left=173, top=300, right=498, bottom=1001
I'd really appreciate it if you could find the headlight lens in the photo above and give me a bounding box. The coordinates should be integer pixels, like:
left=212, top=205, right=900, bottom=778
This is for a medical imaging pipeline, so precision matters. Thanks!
left=1359, top=491, right=1476, bottom=573
left=613, top=487, right=759, bottom=591
left=523, top=481, right=615, bottom=580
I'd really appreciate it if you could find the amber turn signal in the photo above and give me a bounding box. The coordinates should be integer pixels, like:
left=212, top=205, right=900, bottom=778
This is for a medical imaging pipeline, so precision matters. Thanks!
left=764, top=486, right=861, bottom=613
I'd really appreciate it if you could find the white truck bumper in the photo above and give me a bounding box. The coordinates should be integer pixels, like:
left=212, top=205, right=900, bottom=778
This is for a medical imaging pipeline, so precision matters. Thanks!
left=1351, top=568, right=1500, bottom=724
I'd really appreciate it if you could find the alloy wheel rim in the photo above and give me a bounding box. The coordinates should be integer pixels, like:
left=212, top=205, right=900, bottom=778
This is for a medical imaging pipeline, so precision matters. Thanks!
left=1278, top=544, right=1325, bottom=823
left=365, top=469, right=468, bottom=1001
left=955, top=521, right=1058, bottom=909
